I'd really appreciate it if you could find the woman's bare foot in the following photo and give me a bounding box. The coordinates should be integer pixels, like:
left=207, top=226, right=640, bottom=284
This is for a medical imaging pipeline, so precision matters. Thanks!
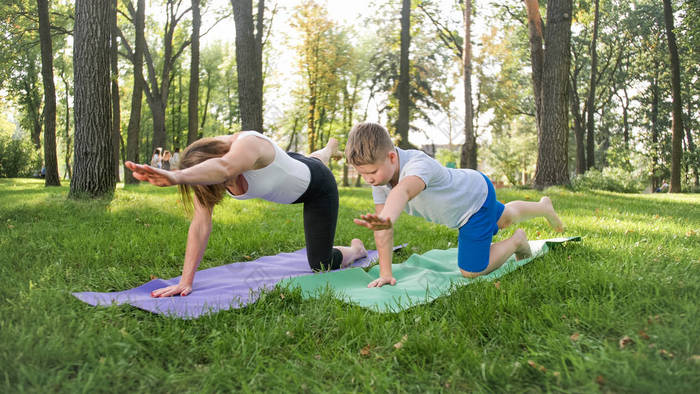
left=339, top=238, right=368, bottom=268
left=309, top=138, right=339, bottom=166
left=541, top=196, right=564, bottom=233
left=512, top=229, right=532, bottom=260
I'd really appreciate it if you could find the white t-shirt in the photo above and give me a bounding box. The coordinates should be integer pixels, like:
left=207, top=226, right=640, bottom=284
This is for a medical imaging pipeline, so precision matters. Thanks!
left=371, top=148, right=487, bottom=229
left=226, top=131, right=311, bottom=204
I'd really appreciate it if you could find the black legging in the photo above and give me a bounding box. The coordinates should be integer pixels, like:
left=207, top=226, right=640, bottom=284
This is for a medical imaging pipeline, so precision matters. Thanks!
left=288, top=152, right=343, bottom=271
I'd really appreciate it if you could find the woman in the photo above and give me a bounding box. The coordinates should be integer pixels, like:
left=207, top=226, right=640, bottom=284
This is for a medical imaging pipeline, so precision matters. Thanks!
left=126, top=131, right=366, bottom=298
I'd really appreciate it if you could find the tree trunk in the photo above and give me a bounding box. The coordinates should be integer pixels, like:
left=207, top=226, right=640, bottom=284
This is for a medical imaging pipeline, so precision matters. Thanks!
left=37, top=0, right=60, bottom=186
left=662, top=0, right=684, bottom=193
left=460, top=0, right=477, bottom=169
left=124, top=0, right=145, bottom=185
left=70, top=0, right=115, bottom=198
left=585, top=0, right=599, bottom=170
left=187, top=0, right=201, bottom=145
left=650, top=68, right=660, bottom=191
left=396, top=0, right=411, bottom=149
left=231, top=0, right=264, bottom=133
left=686, top=101, right=698, bottom=186
left=569, top=79, right=586, bottom=174
left=524, top=0, right=544, bottom=138
left=531, top=0, right=572, bottom=188
left=110, top=0, right=121, bottom=182
left=60, top=71, right=72, bottom=179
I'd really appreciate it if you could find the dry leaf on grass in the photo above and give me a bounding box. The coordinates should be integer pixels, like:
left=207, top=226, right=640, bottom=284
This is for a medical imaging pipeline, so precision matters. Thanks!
left=394, top=334, right=408, bottom=349
left=638, top=330, right=650, bottom=340
left=619, top=336, right=634, bottom=349
left=659, top=349, right=675, bottom=359
left=570, top=332, right=580, bottom=341
left=360, top=345, right=371, bottom=357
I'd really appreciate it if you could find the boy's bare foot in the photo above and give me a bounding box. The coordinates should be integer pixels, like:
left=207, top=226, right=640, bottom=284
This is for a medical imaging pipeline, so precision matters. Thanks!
left=339, top=238, right=368, bottom=268
left=541, top=196, right=564, bottom=233
left=512, top=229, right=532, bottom=260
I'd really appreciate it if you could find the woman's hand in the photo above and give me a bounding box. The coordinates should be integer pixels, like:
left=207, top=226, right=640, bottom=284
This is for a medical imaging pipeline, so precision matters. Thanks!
left=125, top=161, right=177, bottom=186
left=151, top=283, right=192, bottom=297
left=367, top=276, right=397, bottom=288
left=353, top=213, right=393, bottom=231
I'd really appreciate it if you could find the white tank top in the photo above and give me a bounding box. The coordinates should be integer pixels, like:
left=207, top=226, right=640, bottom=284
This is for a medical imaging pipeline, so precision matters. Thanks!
left=226, top=131, right=311, bottom=204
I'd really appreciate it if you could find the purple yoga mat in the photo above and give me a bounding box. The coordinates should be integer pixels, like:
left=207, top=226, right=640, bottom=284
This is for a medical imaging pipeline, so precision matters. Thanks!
left=73, top=247, right=396, bottom=318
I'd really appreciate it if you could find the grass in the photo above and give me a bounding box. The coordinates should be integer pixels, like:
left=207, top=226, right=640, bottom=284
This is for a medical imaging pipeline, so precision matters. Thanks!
left=1, top=178, right=699, bottom=392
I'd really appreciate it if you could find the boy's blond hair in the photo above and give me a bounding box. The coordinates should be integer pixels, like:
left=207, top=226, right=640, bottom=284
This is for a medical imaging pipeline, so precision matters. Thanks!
left=345, top=122, right=395, bottom=165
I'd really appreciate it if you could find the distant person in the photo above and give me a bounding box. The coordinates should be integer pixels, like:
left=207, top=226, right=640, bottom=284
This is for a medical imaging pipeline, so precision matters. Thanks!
left=171, top=148, right=180, bottom=169
left=655, top=180, right=669, bottom=193
left=162, top=150, right=172, bottom=171
left=345, top=122, right=564, bottom=288
left=125, top=131, right=367, bottom=297
left=150, top=148, right=161, bottom=169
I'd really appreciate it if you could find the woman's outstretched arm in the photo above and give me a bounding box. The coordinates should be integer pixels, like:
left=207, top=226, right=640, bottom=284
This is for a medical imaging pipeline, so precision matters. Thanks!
left=151, top=198, right=213, bottom=297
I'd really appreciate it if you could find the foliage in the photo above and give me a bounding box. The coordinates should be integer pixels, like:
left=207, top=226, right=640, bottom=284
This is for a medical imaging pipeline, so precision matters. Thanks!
left=435, top=148, right=459, bottom=167
left=0, top=126, right=42, bottom=178
left=570, top=167, right=645, bottom=193
left=485, top=117, right=538, bottom=186
left=1, top=180, right=699, bottom=391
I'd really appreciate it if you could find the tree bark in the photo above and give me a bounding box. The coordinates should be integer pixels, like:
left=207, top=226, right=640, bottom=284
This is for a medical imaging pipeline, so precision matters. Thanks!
left=123, top=0, right=144, bottom=183
left=70, top=0, right=115, bottom=198
left=110, top=0, right=121, bottom=182
left=650, top=67, right=660, bottom=191
left=530, top=0, right=572, bottom=188
left=662, top=0, right=684, bottom=193
left=460, top=0, right=477, bottom=169
left=524, top=0, right=544, bottom=137
left=187, top=0, right=201, bottom=145
left=124, top=0, right=145, bottom=185
left=396, top=0, right=411, bottom=149
left=37, top=0, right=60, bottom=186
left=585, top=0, right=599, bottom=170
left=231, top=0, right=264, bottom=133
left=569, top=79, right=587, bottom=174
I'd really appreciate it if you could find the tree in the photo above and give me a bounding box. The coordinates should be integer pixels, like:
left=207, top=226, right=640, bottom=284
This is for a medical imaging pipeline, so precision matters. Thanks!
left=662, top=0, right=684, bottom=193
left=291, top=0, right=350, bottom=152
left=187, top=0, right=201, bottom=145
left=524, top=0, right=572, bottom=188
left=585, top=0, right=600, bottom=171
left=70, top=0, right=115, bottom=198
left=119, top=0, right=192, bottom=151
left=110, top=0, right=121, bottom=181
left=395, top=0, right=411, bottom=149
left=459, top=0, right=476, bottom=169
left=37, top=0, right=60, bottom=186
left=231, top=0, right=264, bottom=133
left=123, top=0, right=145, bottom=185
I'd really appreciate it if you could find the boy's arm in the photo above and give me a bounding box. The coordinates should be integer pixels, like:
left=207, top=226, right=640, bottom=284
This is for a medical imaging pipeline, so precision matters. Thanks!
left=369, top=204, right=395, bottom=288
left=354, top=176, right=425, bottom=288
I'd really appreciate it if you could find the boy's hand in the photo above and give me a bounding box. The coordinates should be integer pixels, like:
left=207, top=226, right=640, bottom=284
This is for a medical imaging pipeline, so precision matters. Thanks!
left=354, top=214, right=393, bottom=231
left=125, top=161, right=177, bottom=186
left=368, top=276, right=396, bottom=288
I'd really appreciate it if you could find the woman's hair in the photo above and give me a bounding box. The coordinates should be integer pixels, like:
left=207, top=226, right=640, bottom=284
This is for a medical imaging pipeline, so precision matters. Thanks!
left=177, top=137, right=231, bottom=214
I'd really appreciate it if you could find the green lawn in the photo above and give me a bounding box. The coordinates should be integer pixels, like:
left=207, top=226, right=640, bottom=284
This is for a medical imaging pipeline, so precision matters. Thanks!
left=1, top=178, right=698, bottom=392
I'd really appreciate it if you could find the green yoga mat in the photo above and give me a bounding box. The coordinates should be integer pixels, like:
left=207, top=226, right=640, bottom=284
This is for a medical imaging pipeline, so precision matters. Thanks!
left=281, top=237, right=580, bottom=312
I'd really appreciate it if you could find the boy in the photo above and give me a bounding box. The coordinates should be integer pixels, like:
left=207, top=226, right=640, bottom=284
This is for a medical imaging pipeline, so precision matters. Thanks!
left=345, top=122, right=564, bottom=288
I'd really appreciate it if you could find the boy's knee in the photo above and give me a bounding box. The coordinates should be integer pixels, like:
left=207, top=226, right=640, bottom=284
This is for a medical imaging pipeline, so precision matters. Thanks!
left=460, top=268, right=482, bottom=279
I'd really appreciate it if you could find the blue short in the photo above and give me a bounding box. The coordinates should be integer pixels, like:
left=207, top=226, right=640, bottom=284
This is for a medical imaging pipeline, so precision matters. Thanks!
left=457, top=173, right=505, bottom=273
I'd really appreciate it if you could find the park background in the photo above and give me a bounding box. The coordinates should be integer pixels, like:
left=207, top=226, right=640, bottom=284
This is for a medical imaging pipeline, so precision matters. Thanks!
left=0, top=0, right=699, bottom=392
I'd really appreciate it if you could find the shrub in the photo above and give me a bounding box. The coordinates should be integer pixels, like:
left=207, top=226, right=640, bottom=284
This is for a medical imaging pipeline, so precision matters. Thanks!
left=0, top=130, right=42, bottom=178
left=570, top=167, right=644, bottom=193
